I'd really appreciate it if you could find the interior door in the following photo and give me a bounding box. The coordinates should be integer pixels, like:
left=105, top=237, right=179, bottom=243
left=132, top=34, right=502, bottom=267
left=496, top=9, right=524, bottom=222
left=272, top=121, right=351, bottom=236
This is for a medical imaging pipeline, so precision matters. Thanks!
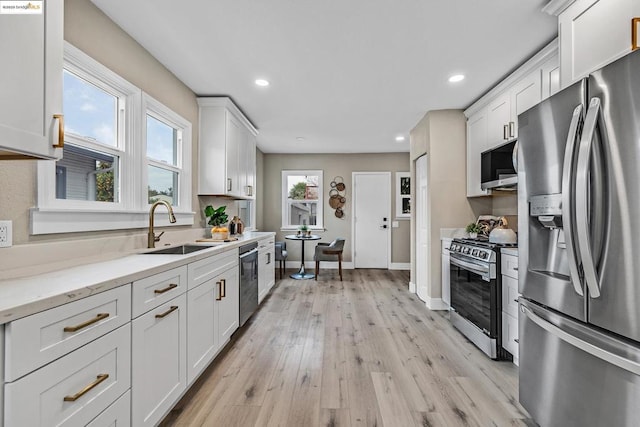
left=353, top=172, right=390, bottom=268
left=415, top=156, right=429, bottom=301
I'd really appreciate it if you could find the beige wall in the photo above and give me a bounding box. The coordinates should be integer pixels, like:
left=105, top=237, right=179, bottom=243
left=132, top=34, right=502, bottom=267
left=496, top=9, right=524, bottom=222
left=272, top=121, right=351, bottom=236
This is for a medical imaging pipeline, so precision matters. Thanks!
left=262, top=153, right=411, bottom=265
left=410, top=110, right=492, bottom=300
left=0, top=0, right=201, bottom=245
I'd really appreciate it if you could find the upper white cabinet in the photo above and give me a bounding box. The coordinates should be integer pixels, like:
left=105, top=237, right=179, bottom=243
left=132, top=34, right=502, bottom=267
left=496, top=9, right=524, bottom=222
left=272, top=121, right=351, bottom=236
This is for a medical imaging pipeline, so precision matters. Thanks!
left=465, top=39, right=558, bottom=196
left=198, top=97, right=258, bottom=199
left=555, top=0, right=640, bottom=88
left=0, top=0, right=63, bottom=160
left=466, top=109, right=489, bottom=197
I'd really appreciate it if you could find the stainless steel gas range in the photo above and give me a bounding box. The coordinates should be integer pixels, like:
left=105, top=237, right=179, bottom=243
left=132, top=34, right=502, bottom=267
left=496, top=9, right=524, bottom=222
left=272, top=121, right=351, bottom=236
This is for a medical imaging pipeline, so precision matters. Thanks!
left=448, top=238, right=514, bottom=360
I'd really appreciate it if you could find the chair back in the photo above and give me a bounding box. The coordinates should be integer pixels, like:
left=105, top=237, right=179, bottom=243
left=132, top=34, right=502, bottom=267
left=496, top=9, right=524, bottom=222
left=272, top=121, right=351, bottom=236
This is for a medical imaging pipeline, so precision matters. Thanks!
left=328, top=238, right=345, bottom=252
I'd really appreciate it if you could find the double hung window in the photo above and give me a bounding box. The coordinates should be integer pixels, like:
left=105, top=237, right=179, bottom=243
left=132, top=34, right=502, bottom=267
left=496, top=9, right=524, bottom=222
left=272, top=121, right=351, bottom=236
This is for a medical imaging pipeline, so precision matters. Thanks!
left=33, top=43, right=192, bottom=234
left=281, top=170, right=323, bottom=229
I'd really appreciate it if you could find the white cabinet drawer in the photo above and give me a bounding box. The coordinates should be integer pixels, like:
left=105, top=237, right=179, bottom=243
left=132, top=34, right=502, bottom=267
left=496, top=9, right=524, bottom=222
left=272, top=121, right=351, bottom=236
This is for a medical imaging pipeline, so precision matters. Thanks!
left=501, top=253, right=519, bottom=280
left=132, top=266, right=187, bottom=317
left=5, top=285, right=131, bottom=382
left=188, top=249, right=238, bottom=290
left=502, top=312, right=519, bottom=361
left=5, top=324, right=131, bottom=427
left=87, top=390, right=130, bottom=427
left=501, top=275, right=520, bottom=319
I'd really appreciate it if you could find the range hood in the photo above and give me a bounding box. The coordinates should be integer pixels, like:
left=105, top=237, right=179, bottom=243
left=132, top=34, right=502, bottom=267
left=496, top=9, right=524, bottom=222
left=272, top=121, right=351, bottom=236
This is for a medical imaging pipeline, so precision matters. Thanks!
left=481, top=175, right=517, bottom=191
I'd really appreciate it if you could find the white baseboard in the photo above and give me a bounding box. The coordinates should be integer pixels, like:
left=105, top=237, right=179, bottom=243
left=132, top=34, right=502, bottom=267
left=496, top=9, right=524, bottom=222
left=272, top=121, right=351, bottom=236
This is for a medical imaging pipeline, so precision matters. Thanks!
left=409, top=282, right=416, bottom=293
left=425, top=297, right=449, bottom=311
left=389, top=262, right=410, bottom=270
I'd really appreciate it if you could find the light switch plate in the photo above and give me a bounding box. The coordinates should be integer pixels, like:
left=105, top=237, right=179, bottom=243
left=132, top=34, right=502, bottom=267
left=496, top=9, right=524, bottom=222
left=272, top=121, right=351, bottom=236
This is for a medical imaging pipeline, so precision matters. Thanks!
left=392, top=221, right=399, bottom=228
left=0, top=220, right=12, bottom=247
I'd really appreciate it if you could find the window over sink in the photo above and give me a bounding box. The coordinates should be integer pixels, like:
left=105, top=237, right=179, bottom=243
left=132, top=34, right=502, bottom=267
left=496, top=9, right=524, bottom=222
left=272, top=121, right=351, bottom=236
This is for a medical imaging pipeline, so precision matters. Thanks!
left=32, top=42, right=193, bottom=235
left=281, top=170, right=323, bottom=230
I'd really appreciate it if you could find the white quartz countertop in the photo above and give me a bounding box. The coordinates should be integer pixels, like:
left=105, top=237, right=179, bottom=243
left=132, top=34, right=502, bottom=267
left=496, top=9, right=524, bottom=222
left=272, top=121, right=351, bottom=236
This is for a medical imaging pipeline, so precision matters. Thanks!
left=501, top=248, right=519, bottom=256
left=0, top=231, right=275, bottom=324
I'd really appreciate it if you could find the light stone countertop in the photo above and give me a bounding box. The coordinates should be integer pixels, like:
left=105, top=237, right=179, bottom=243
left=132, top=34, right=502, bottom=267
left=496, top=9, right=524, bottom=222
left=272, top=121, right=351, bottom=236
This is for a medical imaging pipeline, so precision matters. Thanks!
left=0, top=231, right=275, bottom=325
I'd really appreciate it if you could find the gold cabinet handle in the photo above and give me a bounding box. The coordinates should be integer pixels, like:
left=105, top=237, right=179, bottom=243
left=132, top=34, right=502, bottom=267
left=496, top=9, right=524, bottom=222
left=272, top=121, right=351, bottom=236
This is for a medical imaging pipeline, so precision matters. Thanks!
left=509, top=121, right=515, bottom=138
left=216, top=281, right=222, bottom=301
left=63, top=313, right=109, bottom=333
left=221, top=278, right=226, bottom=298
left=227, top=178, right=232, bottom=192
left=503, top=124, right=509, bottom=140
left=155, top=305, right=178, bottom=319
left=154, top=283, right=178, bottom=294
left=63, top=374, right=109, bottom=402
left=53, top=114, right=64, bottom=148
left=633, top=17, right=640, bottom=51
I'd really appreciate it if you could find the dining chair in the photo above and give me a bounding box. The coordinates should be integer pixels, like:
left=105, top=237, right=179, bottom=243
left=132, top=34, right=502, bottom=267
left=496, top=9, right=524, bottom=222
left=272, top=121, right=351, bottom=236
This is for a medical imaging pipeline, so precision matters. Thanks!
left=314, top=238, right=345, bottom=281
left=274, top=241, right=288, bottom=279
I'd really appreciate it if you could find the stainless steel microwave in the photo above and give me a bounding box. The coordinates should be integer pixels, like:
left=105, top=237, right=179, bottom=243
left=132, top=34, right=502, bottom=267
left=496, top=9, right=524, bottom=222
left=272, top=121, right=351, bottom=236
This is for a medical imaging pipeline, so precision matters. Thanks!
left=480, top=140, right=517, bottom=191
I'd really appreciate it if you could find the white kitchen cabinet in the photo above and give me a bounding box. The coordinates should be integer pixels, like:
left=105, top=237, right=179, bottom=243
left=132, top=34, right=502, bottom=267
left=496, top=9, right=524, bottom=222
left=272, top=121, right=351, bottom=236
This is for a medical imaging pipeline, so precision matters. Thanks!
left=486, top=92, right=512, bottom=146
left=5, top=284, right=131, bottom=382
left=501, top=252, right=519, bottom=365
left=131, top=293, right=187, bottom=427
left=187, top=256, right=239, bottom=384
left=5, top=324, right=131, bottom=427
left=558, top=0, right=640, bottom=88
left=441, top=239, right=451, bottom=308
left=258, top=237, right=275, bottom=303
left=198, top=97, right=258, bottom=198
left=541, top=54, right=561, bottom=100
left=466, top=109, right=490, bottom=197
left=0, top=0, right=63, bottom=160
left=132, top=265, right=187, bottom=318
left=86, top=390, right=130, bottom=427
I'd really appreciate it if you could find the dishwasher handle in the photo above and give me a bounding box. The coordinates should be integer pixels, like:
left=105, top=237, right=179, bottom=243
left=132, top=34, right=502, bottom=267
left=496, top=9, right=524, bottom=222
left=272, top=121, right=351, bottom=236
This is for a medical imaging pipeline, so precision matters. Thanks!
left=240, top=248, right=259, bottom=259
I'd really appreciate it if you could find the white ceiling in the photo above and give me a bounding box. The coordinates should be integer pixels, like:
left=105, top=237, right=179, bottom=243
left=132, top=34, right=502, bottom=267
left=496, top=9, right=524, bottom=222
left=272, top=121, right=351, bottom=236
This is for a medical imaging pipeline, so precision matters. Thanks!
left=91, top=0, right=557, bottom=154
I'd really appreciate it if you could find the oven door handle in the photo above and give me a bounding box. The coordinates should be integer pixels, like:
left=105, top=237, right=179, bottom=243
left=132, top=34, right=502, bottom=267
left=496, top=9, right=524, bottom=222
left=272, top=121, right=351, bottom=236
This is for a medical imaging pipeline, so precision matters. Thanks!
left=450, top=254, right=490, bottom=279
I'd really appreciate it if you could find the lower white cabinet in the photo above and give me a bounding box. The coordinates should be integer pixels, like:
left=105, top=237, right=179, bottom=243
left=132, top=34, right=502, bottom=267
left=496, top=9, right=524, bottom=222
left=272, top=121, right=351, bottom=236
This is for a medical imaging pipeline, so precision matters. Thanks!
left=501, top=253, right=519, bottom=365
left=217, top=266, right=239, bottom=346
left=87, top=390, right=130, bottom=427
left=258, top=238, right=275, bottom=303
left=4, top=324, right=131, bottom=426
left=132, top=294, right=187, bottom=427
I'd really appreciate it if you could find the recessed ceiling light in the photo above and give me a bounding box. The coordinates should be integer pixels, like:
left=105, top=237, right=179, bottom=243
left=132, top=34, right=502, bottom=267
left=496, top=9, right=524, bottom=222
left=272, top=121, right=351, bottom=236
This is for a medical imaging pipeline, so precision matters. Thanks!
left=448, top=74, right=465, bottom=83
left=296, top=137, right=305, bottom=142
left=395, top=135, right=406, bottom=142
left=255, top=79, right=270, bottom=87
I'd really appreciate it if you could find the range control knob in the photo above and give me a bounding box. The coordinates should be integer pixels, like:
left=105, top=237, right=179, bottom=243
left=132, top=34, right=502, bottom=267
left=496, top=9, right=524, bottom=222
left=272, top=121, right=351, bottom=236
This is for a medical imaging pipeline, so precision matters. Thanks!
left=479, top=252, right=488, bottom=259
left=471, top=249, right=479, bottom=256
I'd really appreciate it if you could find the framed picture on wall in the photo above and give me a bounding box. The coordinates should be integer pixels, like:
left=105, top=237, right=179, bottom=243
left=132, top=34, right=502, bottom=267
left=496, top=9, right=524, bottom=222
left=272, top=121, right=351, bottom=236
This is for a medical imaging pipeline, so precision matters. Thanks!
left=396, top=172, right=410, bottom=219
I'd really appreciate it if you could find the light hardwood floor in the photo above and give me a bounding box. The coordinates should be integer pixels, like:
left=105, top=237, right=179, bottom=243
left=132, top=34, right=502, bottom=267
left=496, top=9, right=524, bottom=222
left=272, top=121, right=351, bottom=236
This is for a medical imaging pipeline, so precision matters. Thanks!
left=160, top=269, right=534, bottom=427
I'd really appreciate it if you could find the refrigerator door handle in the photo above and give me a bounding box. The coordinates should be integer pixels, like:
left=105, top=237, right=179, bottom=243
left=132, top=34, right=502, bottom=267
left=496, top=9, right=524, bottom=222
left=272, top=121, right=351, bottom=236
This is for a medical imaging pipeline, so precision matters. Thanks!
left=561, top=104, right=584, bottom=297
left=521, top=305, right=640, bottom=376
left=575, top=97, right=601, bottom=298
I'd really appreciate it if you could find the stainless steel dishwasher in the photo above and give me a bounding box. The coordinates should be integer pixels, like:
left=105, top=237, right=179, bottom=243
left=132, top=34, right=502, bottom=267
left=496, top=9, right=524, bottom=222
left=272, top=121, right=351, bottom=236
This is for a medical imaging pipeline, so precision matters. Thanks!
left=239, top=242, right=259, bottom=326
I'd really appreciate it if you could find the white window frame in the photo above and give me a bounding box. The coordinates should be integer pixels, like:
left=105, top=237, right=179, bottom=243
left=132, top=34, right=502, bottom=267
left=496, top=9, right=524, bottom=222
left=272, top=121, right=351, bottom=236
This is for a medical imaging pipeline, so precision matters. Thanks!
left=32, top=42, right=193, bottom=235
left=143, top=93, right=192, bottom=212
left=281, top=170, right=324, bottom=230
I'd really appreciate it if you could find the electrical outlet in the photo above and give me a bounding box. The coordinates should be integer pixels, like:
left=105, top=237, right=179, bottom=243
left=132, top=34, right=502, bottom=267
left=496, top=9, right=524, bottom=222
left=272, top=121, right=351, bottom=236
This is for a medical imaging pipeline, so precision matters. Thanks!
left=0, top=220, right=12, bottom=248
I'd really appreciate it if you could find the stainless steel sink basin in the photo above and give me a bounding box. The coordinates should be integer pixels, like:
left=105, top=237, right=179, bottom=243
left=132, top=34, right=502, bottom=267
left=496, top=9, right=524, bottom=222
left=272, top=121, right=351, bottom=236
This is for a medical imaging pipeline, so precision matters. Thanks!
left=142, top=244, right=211, bottom=255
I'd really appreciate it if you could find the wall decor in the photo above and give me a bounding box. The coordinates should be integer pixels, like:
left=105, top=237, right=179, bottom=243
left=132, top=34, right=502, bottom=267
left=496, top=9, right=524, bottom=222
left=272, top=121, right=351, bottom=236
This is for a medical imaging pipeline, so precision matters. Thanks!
left=396, top=172, right=410, bottom=219
left=329, top=176, right=347, bottom=219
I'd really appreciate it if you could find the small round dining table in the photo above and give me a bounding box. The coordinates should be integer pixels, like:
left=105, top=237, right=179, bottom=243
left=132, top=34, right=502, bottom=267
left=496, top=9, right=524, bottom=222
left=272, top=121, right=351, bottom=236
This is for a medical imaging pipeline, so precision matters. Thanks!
left=284, top=234, right=321, bottom=279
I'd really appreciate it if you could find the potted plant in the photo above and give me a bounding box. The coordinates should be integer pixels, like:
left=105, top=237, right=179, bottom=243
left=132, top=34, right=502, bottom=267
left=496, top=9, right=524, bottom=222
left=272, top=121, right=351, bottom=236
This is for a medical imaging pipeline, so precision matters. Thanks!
left=205, top=205, right=229, bottom=240
left=465, top=222, right=482, bottom=239
left=298, top=224, right=310, bottom=237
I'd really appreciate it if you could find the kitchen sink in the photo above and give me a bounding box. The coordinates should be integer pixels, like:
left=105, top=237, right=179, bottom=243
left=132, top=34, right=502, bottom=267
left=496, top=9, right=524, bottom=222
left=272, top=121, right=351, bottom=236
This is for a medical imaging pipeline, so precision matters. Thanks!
left=142, top=244, right=211, bottom=255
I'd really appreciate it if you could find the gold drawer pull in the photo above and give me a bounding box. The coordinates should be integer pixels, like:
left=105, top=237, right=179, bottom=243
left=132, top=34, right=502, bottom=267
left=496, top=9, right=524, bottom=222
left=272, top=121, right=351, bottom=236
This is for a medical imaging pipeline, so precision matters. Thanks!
left=221, top=279, right=226, bottom=298
left=63, top=374, right=109, bottom=402
left=64, top=313, right=109, bottom=333
left=155, top=305, right=178, bottom=319
left=216, top=281, right=222, bottom=301
left=154, top=283, right=178, bottom=294
left=53, top=114, right=64, bottom=148
left=633, top=17, right=640, bottom=51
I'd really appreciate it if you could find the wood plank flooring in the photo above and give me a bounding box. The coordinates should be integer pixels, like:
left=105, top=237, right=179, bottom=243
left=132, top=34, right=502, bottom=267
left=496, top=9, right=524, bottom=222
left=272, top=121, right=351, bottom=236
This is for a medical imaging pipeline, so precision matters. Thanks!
left=160, top=269, right=533, bottom=427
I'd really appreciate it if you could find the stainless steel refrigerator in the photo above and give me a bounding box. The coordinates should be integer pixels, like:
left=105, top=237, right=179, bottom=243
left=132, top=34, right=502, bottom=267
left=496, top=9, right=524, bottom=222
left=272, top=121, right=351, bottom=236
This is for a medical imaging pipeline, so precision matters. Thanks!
left=518, top=49, right=640, bottom=427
